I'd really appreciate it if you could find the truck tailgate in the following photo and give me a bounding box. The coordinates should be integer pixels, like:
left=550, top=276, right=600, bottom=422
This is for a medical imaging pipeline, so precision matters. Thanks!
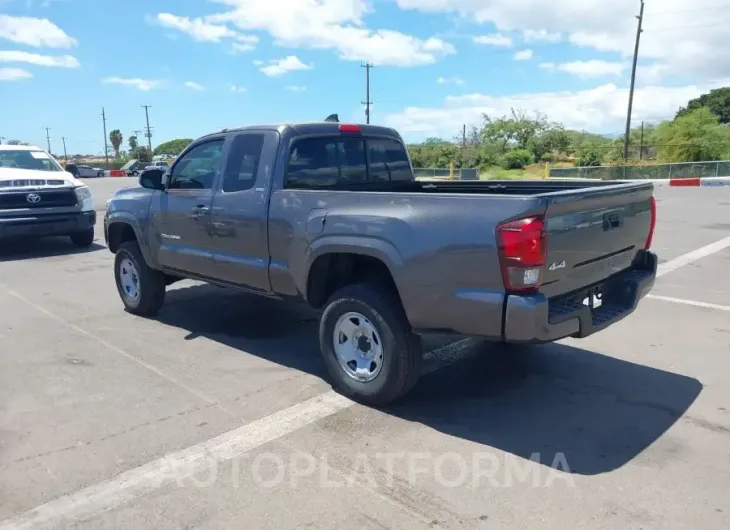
left=539, top=182, right=654, bottom=298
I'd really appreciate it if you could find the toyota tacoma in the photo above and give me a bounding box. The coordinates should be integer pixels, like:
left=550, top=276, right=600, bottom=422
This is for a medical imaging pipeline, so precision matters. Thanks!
left=104, top=120, right=657, bottom=405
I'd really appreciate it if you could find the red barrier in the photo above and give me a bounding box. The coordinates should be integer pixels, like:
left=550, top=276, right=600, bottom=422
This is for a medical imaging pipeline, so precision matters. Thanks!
left=669, top=177, right=700, bottom=187
left=109, top=170, right=125, bottom=177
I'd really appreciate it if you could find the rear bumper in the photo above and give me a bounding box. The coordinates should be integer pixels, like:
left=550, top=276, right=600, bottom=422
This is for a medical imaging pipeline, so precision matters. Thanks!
left=0, top=210, right=96, bottom=239
left=503, top=250, right=657, bottom=343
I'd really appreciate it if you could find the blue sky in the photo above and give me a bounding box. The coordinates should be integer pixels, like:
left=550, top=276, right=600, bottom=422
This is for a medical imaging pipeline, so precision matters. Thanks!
left=1, top=0, right=728, bottom=156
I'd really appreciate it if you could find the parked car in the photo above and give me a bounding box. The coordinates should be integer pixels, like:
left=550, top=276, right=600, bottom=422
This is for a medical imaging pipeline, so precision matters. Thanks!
left=104, top=121, right=658, bottom=405
left=0, top=145, right=96, bottom=246
left=65, top=163, right=104, bottom=178
left=145, top=161, right=169, bottom=171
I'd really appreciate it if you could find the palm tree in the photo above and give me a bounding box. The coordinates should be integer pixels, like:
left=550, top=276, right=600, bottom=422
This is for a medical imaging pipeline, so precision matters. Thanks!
left=109, top=129, right=123, bottom=158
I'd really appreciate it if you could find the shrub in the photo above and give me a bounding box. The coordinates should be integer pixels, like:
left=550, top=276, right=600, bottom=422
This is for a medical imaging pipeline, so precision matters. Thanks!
left=501, top=149, right=533, bottom=169
left=576, top=149, right=603, bottom=167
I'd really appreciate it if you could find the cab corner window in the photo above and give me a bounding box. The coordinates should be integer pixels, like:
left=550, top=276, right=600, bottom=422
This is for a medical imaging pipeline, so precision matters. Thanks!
left=222, top=134, right=265, bottom=192
left=168, top=139, right=224, bottom=190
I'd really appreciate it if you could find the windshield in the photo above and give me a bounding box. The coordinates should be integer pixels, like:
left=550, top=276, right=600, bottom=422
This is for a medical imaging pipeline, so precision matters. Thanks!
left=0, top=150, right=65, bottom=172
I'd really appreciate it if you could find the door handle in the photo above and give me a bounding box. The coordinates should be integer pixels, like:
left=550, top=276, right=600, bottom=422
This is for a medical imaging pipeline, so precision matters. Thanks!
left=190, top=205, right=210, bottom=220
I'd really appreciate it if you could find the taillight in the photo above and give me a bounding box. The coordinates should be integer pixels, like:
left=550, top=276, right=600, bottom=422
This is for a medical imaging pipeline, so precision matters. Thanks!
left=496, top=216, right=546, bottom=292
left=645, top=196, right=656, bottom=249
left=338, top=124, right=361, bottom=133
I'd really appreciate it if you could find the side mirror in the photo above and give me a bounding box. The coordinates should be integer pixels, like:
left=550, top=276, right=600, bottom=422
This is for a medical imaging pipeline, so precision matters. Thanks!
left=139, top=169, right=164, bottom=190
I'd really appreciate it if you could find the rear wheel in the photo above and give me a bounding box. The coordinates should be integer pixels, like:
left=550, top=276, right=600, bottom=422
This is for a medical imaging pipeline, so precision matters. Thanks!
left=70, top=227, right=94, bottom=247
left=319, top=283, right=422, bottom=405
left=114, top=241, right=166, bottom=316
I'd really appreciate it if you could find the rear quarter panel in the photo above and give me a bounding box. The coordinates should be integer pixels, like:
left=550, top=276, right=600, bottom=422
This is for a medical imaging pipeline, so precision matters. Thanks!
left=268, top=189, right=545, bottom=335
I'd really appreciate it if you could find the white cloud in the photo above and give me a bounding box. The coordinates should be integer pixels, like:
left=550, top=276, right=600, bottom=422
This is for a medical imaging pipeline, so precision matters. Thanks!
left=252, top=59, right=264, bottom=66
left=393, top=0, right=730, bottom=80
left=472, top=33, right=512, bottom=47
left=102, top=77, right=163, bottom=91
left=260, top=55, right=312, bottom=77
left=523, top=29, right=561, bottom=43
left=514, top=49, right=533, bottom=61
left=230, top=84, right=247, bottom=93
left=0, top=15, right=76, bottom=48
left=0, top=67, right=31, bottom=81
left=541, top=60, right=625, bottom=78
left=285, top=85, right=306, bottom=91
left=197, top=0, right=454, bottom=67
left=184, top=81, right=205, bottom=90
left=154, top=13, right=237, bottom=42
left=384, top=81, right=730, bottom=139
left=231, top=42, right=255, bottom=52
left=437, top=76, right=464, bottom=85
left=0, top=50, right=79, bottom=68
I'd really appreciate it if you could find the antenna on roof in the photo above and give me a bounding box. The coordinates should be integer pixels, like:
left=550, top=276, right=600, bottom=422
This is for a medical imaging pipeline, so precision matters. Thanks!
left=324, top=114, right=339, bottom=123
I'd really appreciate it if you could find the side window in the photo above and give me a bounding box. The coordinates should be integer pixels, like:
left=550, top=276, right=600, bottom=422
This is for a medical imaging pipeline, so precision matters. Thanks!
left=222, top=133, right=265, bottom=192
left=285, top=137, right=366, bottom=189
left=366, top=138, right=413, bottom=182
left=169, top=139, right=224, bottom=190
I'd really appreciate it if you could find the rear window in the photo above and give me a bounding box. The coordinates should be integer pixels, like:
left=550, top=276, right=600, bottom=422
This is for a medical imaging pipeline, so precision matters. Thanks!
left=285, top=136, right=411, bottom=189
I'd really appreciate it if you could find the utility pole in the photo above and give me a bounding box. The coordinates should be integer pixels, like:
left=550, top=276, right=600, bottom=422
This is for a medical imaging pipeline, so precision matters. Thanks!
left=360, top=63, right=373, bottom=124
left=623, top=0, right=645, bottom=160
left=462, top=124, right=467, bottom=148
left=102, top=107, right=109, bottom=169
left=61, top=136, right=68, bottom=161
left=639, top=121, right=645, bottom=160
left=45, top=127, right=52, bottom=154
left=142, top=105, right=153, bottom=154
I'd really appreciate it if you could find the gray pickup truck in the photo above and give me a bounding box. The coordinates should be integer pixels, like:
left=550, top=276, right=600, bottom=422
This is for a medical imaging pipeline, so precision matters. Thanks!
left=104, top=120, right=658, bottom=404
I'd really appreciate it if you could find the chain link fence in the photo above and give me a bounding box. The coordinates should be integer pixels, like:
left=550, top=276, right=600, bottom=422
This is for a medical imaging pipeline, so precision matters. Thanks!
left=413, top=168, right=481, bottom=180
left=550, top=160, right=730, bottom=180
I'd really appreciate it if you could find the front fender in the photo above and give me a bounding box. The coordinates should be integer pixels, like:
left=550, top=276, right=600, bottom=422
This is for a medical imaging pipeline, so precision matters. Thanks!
left=106, top=212, right=155, bottom=267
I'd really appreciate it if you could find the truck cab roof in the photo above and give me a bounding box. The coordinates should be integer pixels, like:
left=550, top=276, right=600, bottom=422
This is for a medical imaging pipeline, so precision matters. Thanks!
left=203, top=122, right=402, bottom=141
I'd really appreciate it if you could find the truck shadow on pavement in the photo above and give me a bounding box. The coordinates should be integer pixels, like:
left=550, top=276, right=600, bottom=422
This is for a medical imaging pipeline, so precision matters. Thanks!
left=0, top=237, right=106, bottom=262
left=158, top=284, right=703, bottom=477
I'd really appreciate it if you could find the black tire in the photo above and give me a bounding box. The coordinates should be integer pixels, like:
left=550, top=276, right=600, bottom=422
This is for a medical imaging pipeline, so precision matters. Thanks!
left=70, top=227, right=95, bottom=247
left=132, top=171, right=139, bottom=177
left=114, top=241, right=166, bottom=316
left=319, top=282, right=423, bottom=406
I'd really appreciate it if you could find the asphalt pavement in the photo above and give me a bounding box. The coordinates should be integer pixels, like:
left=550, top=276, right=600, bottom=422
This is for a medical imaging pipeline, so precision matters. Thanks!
left=0, top=183, right=728, bottom=529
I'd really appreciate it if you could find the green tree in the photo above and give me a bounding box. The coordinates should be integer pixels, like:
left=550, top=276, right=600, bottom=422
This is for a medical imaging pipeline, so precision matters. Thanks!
left=131, top=146, right=153, bottom=163
left=655, top=107, right=730, bottom=162
left=676, top=87, right=730, bottom=124
left=109, top=129, right=123, bottom=158
left=154, top=138, right=193, bottom=156
left=576, top=149, right=603, bottom=167
left=128, top=135, right=138, bottom=152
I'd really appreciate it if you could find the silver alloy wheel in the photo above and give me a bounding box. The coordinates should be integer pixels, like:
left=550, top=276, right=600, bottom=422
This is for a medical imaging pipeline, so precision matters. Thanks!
left=333, top=311, right=384, bottom=382
left=119, top=257, right=140, bottom=302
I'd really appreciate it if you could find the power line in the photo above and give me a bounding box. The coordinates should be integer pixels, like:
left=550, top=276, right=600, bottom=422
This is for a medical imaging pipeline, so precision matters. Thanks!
left=361, top=62, right=373, bottom=125
left=650, top=3, right=730, bottom=16
left=624, top=0, right=645, bottom=160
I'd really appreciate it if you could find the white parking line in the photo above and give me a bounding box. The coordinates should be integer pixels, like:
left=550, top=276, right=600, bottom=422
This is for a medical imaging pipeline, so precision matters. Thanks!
left=0, top=337, right=472, bottom=530
left=647, top=294, right=730, bottom=312
left=656, top=236, right=730, bottom=278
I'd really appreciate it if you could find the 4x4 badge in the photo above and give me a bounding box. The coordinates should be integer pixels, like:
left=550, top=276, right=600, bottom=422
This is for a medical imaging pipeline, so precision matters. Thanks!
left=549, top=260, right=566, bottom=271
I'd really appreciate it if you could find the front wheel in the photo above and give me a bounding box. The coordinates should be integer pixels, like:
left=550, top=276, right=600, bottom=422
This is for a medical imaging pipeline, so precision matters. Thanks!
left=319, top=283, right=422, bottom=406
left=70, top=227, right=94, bottom=247
left=114, top=241, right=166, bottom=316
